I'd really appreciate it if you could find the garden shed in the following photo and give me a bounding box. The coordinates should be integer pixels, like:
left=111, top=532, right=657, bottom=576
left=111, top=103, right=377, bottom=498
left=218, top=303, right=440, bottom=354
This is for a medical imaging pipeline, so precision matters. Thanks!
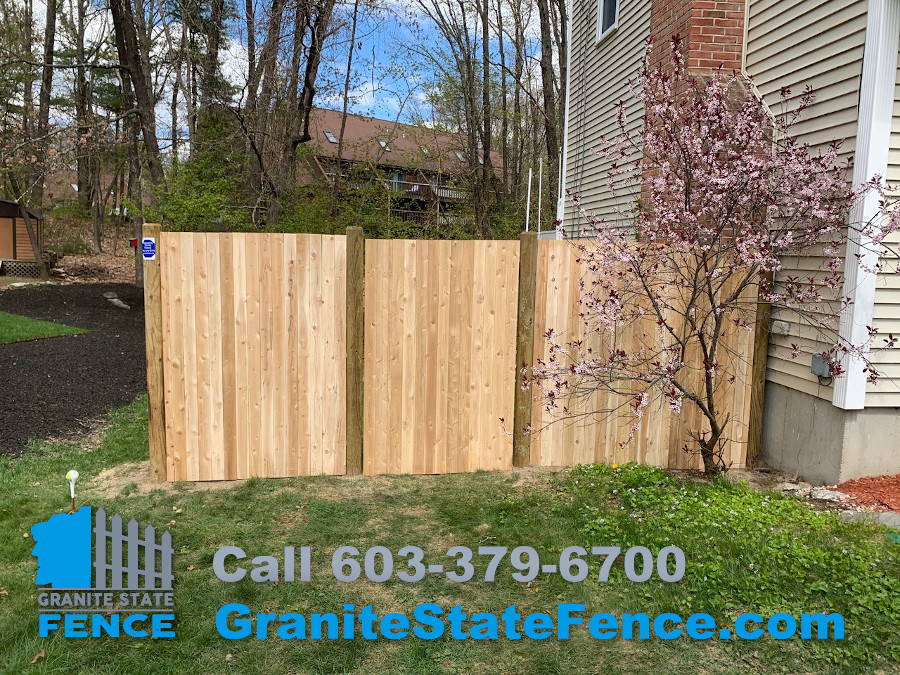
left=0, top=199, right=44, bottom=276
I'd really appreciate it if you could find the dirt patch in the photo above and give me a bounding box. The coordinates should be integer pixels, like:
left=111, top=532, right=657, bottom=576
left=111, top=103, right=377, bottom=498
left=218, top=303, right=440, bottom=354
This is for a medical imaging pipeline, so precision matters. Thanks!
left=666, top=465, right=803, bottom=491
left=87, top=460, right=248, bottom=499
left=723, top=466, right=806, bottom=490
left=53, top=252, right=136, bottom=284
left=0, top=282, right=146, bottom=455
left=835, top=473, right=900, bottom=512
left=509, top=465, right=563, bottom=489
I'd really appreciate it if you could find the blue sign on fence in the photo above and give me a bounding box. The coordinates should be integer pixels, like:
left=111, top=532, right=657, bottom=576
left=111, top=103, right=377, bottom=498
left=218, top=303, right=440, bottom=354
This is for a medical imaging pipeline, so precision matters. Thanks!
left=142, top=237, right=157, bottom=261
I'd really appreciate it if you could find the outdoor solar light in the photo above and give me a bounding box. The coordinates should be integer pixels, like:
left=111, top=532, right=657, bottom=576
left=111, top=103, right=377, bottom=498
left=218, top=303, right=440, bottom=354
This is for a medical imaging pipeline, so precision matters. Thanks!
left=66, top=469, right=79, bottom=512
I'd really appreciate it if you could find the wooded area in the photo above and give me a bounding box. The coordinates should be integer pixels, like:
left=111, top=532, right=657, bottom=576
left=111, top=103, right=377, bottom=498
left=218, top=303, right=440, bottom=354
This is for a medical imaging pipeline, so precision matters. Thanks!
left=0, top=0, right=567, bottom=245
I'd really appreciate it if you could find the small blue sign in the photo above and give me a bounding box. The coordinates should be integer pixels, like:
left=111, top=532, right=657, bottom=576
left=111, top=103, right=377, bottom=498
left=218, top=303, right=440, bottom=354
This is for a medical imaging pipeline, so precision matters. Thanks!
left=142, top=237, right=156, bottom=261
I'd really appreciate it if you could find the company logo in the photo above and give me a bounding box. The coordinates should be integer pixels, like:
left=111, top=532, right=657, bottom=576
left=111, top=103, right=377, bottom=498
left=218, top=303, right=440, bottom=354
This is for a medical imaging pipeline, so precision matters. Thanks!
left=31, top=506, right=176, bottom=638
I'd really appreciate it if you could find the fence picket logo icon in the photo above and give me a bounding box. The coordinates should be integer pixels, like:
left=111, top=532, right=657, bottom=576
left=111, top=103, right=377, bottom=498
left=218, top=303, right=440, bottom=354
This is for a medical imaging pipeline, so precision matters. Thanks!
left=31, top=506, right=176, bottom=638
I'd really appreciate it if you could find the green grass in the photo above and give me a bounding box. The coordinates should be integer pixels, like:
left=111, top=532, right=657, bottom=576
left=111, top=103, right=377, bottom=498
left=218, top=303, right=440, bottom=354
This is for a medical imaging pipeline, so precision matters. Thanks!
left=0, top=398, right=898, bottom=674
left=0, top=311, right=86, bottom=344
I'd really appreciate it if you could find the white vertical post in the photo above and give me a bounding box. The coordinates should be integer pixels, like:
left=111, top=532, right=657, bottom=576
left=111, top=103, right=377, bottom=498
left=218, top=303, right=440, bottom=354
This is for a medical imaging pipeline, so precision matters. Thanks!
left=525, top=167, right=533, bottom=232
left=556, top=0, right=574, bottom=229
left=833, top=0, right=900, bottom=410
left=537, top=159, right=543, bottom=234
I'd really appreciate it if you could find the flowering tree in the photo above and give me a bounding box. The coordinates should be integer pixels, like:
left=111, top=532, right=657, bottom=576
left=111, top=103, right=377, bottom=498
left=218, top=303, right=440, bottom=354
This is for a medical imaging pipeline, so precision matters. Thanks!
left=533, top=39, right=900, bottom=474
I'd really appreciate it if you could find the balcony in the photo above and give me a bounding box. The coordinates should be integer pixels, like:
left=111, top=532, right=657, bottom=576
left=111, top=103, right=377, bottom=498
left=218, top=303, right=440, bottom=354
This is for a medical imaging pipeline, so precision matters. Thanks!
left=375, top=178, right=466, bottom=202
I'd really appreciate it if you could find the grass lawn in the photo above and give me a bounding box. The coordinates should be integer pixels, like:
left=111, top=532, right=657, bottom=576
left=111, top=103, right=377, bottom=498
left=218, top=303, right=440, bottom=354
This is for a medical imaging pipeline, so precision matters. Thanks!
left=1, top=399, right=898, bottom=674
left=0, top=310, right=85, bottom=344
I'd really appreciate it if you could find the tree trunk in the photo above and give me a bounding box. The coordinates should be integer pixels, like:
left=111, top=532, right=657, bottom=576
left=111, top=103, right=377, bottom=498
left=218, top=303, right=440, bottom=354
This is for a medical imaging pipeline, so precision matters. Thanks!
left=34, top=0, right=57, bottom=207
left=495, top=0, right=509, bottom=192
left=201, top=0, right=225, bottom=111
left=536, top=0, right=560, bottom=209
left=75, top=0, right=92, bottom=210
left=245, top=0, right=256, bottom=89
left=117, top=61, right=143, bottom=282
left=333, top=0, right=361, bottom=230
left=243, top=0, right=288, bottom=219
left=511, top=3, right=524, bottom=199
left=266, top=0, right=336, bottom=228
left=110, top=0, right=165, bottom=191
left=22, top=0, right=34, bottom=142
left=478, top=0, right=493, bottom=238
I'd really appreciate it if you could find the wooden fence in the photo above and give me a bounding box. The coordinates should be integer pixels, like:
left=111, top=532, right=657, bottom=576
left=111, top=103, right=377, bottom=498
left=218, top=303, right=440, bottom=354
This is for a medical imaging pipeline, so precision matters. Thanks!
left=147, top=230, right=347, bottom=481
left=143, top=226, right=764, bottom=482
left=528, top=242, right=754, bottom=470
left=363, top=239, right=520, bottom=475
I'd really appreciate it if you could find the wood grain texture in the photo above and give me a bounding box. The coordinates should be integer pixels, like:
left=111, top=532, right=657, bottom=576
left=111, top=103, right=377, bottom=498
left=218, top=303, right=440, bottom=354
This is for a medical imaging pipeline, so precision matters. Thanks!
left=345, top=227, right=365, bottom=475
left=747, top=273, right=773, bottom=467
left=142, top=224, right=166, bottom=483
left=513, top=232, right=538, bottom=467
left=530, top=241, right=756, bottom=470
left=152, top=233, right=756, bottom=481
left=158, top=232, right=347, bottom=480
left=363, top=239, right=520, bottom=475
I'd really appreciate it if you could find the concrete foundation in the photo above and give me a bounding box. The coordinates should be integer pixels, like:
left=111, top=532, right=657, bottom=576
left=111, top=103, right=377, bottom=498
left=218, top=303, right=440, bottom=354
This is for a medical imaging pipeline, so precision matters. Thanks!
left=760, top=381, right=900, bottom=485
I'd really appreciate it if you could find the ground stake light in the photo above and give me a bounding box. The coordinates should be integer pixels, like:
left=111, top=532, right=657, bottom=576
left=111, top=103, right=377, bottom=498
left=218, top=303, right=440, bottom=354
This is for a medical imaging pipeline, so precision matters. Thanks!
left=66, top=470, right=79, bottom=512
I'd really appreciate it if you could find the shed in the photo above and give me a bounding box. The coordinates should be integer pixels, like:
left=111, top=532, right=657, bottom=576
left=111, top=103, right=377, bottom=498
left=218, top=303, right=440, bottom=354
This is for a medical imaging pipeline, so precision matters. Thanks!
left=0, top=200, right=44, bottom=275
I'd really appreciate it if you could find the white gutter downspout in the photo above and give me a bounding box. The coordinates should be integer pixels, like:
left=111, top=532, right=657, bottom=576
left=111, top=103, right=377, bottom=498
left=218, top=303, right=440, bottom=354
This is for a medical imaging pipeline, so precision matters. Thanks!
left=555, top=0, right=575, bottom=238
left=833, top=0, right=900, bottom=410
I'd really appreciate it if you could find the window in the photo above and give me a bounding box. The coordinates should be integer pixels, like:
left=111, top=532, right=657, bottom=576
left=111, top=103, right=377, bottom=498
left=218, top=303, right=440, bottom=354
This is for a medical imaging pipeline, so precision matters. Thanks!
left=379, top=139, right=391, bottom=152
left=421, top=146, right=430, bottom=155
left=597, top=0, right=618, bottom=42
left=323, top=130, right=338, bottom=144
left=455, top=151, right=465, bottom=162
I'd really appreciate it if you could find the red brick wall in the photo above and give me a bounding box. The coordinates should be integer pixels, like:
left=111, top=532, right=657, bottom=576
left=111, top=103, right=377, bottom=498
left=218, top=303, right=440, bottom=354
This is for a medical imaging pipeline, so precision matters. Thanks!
left=649, top=0, right=746, bottom=74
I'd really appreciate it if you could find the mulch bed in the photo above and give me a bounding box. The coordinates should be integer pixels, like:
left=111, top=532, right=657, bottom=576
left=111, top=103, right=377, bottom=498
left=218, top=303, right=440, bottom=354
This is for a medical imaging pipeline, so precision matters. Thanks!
left=0, top=283, right=146, bottom=456
left=836, top=473, right=900, bottom=513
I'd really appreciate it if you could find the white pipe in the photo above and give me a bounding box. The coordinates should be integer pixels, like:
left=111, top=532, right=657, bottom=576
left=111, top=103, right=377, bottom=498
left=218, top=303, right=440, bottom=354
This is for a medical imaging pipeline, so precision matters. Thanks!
left=525, top=167, right=533, bottom=232
left=557, top=0, right=574, bottom=231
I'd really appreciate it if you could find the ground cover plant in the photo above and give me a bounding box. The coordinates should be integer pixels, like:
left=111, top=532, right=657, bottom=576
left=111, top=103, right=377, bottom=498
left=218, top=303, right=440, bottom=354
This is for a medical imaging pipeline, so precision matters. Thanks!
left=0, top=399, right=897, bottom=674
left=0, top=310, right=85, bottom=345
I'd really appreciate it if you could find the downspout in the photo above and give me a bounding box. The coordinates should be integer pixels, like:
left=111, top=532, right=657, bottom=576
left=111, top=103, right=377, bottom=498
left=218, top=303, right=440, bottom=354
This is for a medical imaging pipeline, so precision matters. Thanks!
left=833, top=0, right=900, bottom=410
left=555, top=0, right=575, bottom=237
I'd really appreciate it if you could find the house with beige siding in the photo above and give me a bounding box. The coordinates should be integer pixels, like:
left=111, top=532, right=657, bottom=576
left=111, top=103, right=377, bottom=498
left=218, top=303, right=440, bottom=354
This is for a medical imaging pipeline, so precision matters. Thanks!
left=558, top=0, right=900, bottom=484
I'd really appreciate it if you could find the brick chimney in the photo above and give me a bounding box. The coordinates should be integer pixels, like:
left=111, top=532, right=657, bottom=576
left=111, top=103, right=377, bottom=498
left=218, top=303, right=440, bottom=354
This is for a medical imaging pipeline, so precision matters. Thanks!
left=648, top=0, right=746, bottom=73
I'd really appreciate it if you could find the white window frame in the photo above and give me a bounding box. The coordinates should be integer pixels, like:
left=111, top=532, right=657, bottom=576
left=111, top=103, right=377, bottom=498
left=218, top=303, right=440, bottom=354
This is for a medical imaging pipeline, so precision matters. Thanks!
left=324, top=130, right=338, bottom=144
left=596, top=0, right=619, bottom=44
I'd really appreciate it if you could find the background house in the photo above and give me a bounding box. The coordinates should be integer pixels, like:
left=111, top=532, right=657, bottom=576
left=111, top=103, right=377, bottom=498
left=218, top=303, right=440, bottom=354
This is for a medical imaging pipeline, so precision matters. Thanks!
left=304, top=108, right=501, bottom=228
left=559, top=0, right=900, bottom=484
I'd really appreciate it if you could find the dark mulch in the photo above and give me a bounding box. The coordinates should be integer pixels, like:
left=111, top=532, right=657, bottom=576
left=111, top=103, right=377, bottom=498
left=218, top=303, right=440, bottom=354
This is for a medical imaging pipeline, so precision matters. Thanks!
left=0, top=283, right=146, bottom=455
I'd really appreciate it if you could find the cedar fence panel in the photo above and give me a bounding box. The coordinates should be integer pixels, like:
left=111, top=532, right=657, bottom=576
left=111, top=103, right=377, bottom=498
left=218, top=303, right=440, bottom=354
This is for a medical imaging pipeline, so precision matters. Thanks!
left=158, top=231, right=346, bottom=480
left=362, top=239, right=520, bottom=475
left=145, top=231, right=759, bottom=482
left=529, top=240, right=755, bottom=470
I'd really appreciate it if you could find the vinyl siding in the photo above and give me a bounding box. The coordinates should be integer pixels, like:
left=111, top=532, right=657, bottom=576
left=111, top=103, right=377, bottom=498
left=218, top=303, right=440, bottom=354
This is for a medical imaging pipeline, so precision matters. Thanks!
left=562, top=0, right=652, bottom=234
left=867, top=57, right=900, bottom=406
left=745, top=0, right=867, bottom=400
